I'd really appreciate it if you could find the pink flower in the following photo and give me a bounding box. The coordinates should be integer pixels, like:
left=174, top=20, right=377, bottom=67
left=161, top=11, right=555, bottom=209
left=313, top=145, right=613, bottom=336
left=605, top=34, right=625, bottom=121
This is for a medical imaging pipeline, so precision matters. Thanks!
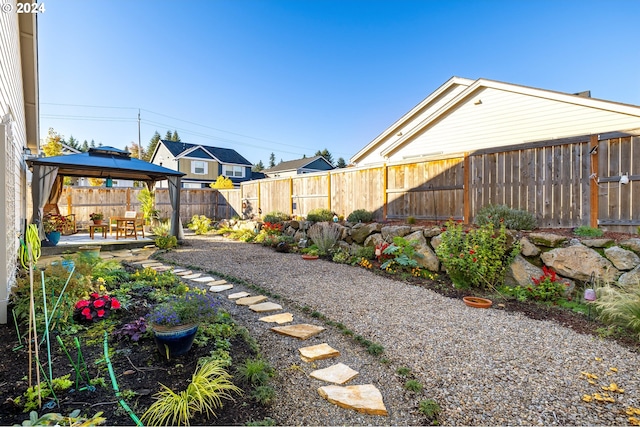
left=96, top=309, right=106, bottom=318
left=93, top=299, right=105, bottom=308
left=82, top=307, right=92, bottom=320
left=90, top=292, right=99, bottom=299
left=110, top=298, right=121, bottom=309
left=75, top=300, right=90, bottom=309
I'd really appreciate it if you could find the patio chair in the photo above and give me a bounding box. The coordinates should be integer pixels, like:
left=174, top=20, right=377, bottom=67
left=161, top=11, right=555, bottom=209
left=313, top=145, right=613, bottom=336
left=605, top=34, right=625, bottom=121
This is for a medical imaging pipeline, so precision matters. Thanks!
left=115, top=211, right=146, bottom=240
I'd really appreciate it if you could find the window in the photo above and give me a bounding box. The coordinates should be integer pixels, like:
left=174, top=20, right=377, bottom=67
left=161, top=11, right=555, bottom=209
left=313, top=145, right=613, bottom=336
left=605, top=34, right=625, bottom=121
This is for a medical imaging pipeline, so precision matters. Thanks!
left=192, top=161, right=207, bottom=175
left=222, top=165, right=244, bottom=178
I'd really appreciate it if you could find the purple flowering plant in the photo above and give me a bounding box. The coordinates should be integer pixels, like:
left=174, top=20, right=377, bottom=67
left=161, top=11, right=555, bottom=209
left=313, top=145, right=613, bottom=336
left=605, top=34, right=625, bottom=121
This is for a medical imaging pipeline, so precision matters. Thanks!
left=147, top=290, right=219, bottom=327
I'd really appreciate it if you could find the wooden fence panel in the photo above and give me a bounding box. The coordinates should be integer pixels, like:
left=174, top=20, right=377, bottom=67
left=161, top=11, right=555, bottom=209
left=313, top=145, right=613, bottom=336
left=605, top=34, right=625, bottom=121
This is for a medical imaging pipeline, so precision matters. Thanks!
left=291, top=173, right=329, bottom=217
left=217, top=189, right=241, bottom=219
left=257, top=179, right=292, bottom=216
left=330, top=166, right=385, bottom=220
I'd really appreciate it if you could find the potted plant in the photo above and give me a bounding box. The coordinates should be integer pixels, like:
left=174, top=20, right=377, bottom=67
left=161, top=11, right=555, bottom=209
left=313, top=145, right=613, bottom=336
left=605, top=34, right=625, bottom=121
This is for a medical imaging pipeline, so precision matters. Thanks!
left=89, top=212, right=104, bottom=225
left=43, top=214, right=69, bottom=246
left=147, top=290, right=219, bottom=358
left=301, top=246, right=319, bottom=260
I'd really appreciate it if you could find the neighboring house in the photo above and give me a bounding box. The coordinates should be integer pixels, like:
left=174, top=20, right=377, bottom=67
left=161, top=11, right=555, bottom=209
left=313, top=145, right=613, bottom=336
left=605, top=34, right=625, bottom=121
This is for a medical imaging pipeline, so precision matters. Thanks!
left=0, top=10, right=39, bottom=324
left=263, top=155, right=334, bottom=178
left=350, top=76, right=640, bottom=166
left=150, top=140, right=253, bottom=188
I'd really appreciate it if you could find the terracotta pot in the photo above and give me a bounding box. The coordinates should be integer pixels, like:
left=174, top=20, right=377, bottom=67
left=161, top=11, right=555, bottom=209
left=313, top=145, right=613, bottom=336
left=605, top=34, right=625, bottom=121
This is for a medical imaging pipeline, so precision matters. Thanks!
left=92, top=219, right=103, bottom=225
left=463, top=296, right=492, bottom=309
left=302, top=254, right=319, bottom=260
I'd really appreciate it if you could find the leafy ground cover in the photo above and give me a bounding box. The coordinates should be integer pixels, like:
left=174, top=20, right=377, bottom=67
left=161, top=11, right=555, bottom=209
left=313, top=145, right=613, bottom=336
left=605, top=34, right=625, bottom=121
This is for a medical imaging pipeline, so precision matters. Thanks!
left=0, top=260, right=270, bottom=426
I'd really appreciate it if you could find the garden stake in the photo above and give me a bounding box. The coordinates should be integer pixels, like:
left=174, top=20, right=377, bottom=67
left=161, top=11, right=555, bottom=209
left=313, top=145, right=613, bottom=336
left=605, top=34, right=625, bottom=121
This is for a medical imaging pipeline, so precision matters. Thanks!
left=56, top=335, right=84, bottom=391
left=27, top=242, right=42, bottom=408
left=12, top=309, right=24, bottom=351
left=41, top=270, right=53, bottom=383
left=35, top=355, right=59, bottom=409
left=103, top=331, right=143, bottom=426
left=47, top=264, right=75, bottom=329
left=74, top=337, right=92, bottom=387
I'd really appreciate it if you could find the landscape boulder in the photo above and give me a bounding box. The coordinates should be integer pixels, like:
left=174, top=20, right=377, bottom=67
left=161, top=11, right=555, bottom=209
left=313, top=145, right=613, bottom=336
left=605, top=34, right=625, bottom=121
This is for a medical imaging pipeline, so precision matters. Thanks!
left=604, top=246, right=640, bottom=271
left=540, top=244, right=620, bottom=282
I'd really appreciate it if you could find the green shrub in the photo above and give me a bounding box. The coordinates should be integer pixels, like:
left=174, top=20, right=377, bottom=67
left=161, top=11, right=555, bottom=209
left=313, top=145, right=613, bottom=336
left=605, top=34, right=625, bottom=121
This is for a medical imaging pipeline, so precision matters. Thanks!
left=188, top=215, right=211, bottom=234
left=396, top=367, right=411, bottom=377
left=354, top=245, right=375, bottom=260
left=151, top=220, right=170, bottom=237
left=236, top=358, right=274, bottom=387
left=347, top=209, right=374, bottom=223
left=155, top=235, right=178, bottom=250
left=379, top=236, right=423, bottom=272
left=474, top=204, right=537, bottom=230
left=436, top=220, right=520, bottom=289
left=419, top=399, right=441, bottom=418
left=308, top=222, right=341, bottom=255
left=251, top=385, right=275, bottom=405
left=594, top=283, right=640, bottom=339
left=406, top=216, right=416, bottom=224
left=332, top=248, right=352, bottom=264
left=262, top=211, right=290, bottom=223
left=574, top=225, right=604, bottom=237
left=306, top=208, right=334, bottom=222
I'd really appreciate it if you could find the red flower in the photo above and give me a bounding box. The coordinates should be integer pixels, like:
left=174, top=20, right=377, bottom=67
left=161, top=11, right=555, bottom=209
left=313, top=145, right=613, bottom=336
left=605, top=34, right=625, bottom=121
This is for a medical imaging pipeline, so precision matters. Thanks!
left=110, top=298, right=121, bottom=309
left=473, top=257, right=477, bottom=262
left=75, top=300, right=90, bottom=309
left=469, top=249, right=475, bottom=255
left=82, top=307, right=92, bottom=320
left=96, top=309, right=106, bottom=318
left=93, top=299, right=105, bottom=308
left=90, top=292, right=99, bottom=299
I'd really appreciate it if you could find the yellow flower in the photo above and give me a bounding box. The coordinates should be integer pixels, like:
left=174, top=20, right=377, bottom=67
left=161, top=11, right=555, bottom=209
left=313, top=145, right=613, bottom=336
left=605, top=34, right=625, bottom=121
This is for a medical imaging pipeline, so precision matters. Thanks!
left=582, top=394, right=592, bottom=403
left=99, top=284, right=106, bottom=292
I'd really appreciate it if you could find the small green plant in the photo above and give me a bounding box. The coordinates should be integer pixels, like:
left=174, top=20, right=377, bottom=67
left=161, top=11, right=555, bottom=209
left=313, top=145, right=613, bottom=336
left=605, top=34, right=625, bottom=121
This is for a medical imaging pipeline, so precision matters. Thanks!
left=379, top=236, right=423, bottom=273
left=347, top=209, right=374, bottom=223
left=406, top=216, right=416, bottom=224
left=593, top=282, right=640, bottom=339
left=17, top=375, right=74, bottom=412
left=306, top=208, right=334, bottom=222
left=140, top=359, right=242, bottom=426
left=251, top=385, right=276, bottom=405
left=188, top=214, right=211, bottom=235
left=17, top=409, right=107, bottom=426
left=236, top=358, right=274, bottom=387
left=120, top=389, right=138, bottom=400
left=419, top=399, right=441, bottom=418
left=367, top=342, right=385, bottom=356
left=404, top=379, right=423, bottom=393
left=155, top=235, right=178, bottom=250
left=262, top=211, right=290, bottom=223
left=354, top=245, right=375, bottom=260
left=474, top=204, right=537, bottom=230
left=332, top=248, right=352, bottom=264
left=396, top=366, right=411, bottom=377
left=308, top=222, right=341, bottom=255
left=436, top=220, right=520, bottom=289
left=151, top=220, right=170, bottom=237
left=573, top=225, right=604, bottom=237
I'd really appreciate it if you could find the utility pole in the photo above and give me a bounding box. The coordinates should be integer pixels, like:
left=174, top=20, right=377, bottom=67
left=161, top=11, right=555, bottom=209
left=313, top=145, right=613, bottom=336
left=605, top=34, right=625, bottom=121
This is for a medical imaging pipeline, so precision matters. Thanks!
left=137, top=109, right=142, bottom=159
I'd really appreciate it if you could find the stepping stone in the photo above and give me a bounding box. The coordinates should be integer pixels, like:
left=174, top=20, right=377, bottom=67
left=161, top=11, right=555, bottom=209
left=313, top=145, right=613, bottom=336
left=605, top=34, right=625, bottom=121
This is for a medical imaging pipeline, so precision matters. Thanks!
left=318, top=384, right=388, bottom=416
left=152, top=266, right=172, bottom=272
left=175, top=270, right=193, bottom=276
left=236, top=295, right=268, bottom=306
left=144, top=244, right=156, bottom=249
left=192, top=276, right=215, bottom=282
left=172, top=268, right=187, bottom=273
left=271, top=324, right=325, bottom=340
left=228, top=291, right=250, bottom=300
left=249, top=302, right=282, bottom=313
left=130, top=248, right=144, bottom=253
left=181, top=273, right=202, bottom=279
left=259, top=313, right=293, bottom=324
left=209, top=284, right=234, bottom=293
left=299, top=343, right=340, bottom=362
left=310, top=363, right=358, bottom=384
left=207, top=279, right=227, bottom=286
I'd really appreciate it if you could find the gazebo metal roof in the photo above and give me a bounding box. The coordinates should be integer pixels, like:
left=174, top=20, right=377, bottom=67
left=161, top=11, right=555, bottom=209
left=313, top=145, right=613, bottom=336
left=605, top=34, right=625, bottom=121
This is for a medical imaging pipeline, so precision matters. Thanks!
left=27, top=146, right=185, bottom=182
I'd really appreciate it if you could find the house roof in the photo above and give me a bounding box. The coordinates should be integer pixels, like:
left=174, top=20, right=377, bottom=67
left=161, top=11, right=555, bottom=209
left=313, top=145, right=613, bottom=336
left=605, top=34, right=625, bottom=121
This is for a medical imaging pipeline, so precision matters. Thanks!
left=264, top=156, right=334, bottom=173
left=27, top=146, right=185, bottom=182
left=160, top=140, right=252, bottom=166
left=350, top=76, right=640, bottom=164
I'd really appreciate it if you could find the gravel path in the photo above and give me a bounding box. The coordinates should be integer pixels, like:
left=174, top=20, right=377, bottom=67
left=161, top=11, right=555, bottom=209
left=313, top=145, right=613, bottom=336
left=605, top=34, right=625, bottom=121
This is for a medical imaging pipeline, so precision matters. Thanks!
left=157, top=233, right=640, bottom=426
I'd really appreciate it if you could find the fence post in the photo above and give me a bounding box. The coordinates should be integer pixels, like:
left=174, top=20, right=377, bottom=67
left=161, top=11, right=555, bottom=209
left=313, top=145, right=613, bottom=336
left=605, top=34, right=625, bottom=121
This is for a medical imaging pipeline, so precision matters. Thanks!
left=590, top=134, right=599, bottom=228
left=327, top=171, right=331, bottom=212
left=382, top=164, right=388, bottom=220
left=289, top=177, right=293, bottom=217
left=126, top=188, right=131, bottom=210
left=463, top=153, right=470, bottom=223
left=66, top=193, right=73, bottom=215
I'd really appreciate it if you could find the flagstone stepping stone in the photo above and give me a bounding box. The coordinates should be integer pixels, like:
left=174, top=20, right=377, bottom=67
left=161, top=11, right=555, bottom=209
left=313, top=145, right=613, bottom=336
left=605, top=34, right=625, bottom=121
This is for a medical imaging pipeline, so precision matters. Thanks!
left=259, top=312, right=293, bottom=324
left=318, top=384, right=388, bottom=416
left=299, top=343, right=340, bottom=362
left=209, top=284, right=234, bottom=293
left=236, top=295, right=267, bottom=306
left=310, top=363, right=358, bottom=384
left=249, top=302, right=282, bottom=313
left=144, top=244, right=156, bottom=249
left=130, top=248, right=144, bottom=253
left=271, top=324, right=325, bottom=340
left=152, top=266, right=172, bottom=272
left=175, top=270, right=193, bottom=276
left=228, top=291, right=250, bottom=300
left=192, top=276, right=215, bottom=282
left=207, top=279, right=227, bottom=286
left=181, top=273, right=202, bottom=279
left=172, top=268, right=187, bottom=273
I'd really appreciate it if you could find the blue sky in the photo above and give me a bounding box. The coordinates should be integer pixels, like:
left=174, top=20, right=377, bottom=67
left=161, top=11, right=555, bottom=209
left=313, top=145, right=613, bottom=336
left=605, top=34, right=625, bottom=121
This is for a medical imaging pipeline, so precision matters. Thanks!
left=38, top=0, right=640, bottom=166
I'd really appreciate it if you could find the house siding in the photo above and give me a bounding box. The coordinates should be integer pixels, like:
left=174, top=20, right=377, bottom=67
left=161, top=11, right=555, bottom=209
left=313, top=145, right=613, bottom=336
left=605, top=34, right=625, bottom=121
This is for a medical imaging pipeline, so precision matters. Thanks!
left=386, top=87, right=640, bottom=163
left=178, top=157, right=219, bottom=181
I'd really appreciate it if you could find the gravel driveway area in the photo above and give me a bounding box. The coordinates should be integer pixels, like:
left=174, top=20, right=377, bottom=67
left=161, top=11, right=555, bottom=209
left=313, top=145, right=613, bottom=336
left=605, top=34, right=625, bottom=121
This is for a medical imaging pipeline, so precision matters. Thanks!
left=157, top=233, right=640, bottom=426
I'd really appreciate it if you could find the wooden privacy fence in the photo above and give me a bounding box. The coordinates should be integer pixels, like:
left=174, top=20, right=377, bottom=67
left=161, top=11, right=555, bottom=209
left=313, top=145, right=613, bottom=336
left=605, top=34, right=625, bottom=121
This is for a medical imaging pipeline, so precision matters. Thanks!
left=55, top=132, right=640, bottom=233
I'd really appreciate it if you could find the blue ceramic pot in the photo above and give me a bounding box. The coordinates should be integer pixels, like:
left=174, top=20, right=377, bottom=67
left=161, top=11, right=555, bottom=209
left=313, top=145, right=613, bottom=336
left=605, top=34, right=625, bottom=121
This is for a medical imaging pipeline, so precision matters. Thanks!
left=46, top=231, right=61, bottom=246
left=152, top=323, right=199, bottom=358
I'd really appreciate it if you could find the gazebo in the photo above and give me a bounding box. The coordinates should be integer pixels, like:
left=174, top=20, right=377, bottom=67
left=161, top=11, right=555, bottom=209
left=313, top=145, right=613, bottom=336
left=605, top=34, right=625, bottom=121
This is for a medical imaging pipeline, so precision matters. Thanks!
left=27, top=146, right=186, bottom=239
